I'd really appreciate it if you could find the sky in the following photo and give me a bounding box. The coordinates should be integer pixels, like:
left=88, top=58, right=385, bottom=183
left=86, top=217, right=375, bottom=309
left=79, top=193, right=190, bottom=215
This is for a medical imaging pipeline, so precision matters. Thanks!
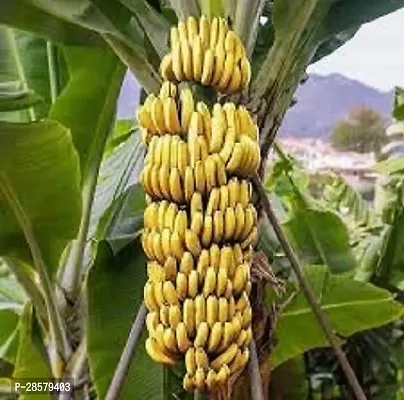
left=309, top=8, right=404, bottom=92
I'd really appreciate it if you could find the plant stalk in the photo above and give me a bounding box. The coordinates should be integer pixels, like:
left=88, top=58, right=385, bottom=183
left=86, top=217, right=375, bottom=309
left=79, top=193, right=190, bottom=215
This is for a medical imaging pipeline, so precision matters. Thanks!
left=0, top=173, right=71, bottom=374
left=3, top=256, right=48, bottom=328
left=60, top=63, right=124, bottom=300
left=46, top=41, right=59, bottom=104
left=252, top=173, right=368, bottom=400
left=6, top=27, right=35, bottom=121
left=248, top=339, right=265, bottom=400
left=168, top=0, right=200, bottom=19
left=234, top=0, right=266, bottom=57
left=105, top=302, right=147, bottom=400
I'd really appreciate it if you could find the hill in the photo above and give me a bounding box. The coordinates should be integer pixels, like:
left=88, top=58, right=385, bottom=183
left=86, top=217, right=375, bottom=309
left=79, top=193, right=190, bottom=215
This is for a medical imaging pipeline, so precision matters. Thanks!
left=280, top=73, right=394, bottom=138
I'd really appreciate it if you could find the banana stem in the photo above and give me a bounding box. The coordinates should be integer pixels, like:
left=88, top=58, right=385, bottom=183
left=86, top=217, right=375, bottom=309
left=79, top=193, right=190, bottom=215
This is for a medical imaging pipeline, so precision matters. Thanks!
left=105, top=303, right=147, bottom=400
left=248, top=340, right=265, bottom=400
left=252, top=174, right=368, bottom=400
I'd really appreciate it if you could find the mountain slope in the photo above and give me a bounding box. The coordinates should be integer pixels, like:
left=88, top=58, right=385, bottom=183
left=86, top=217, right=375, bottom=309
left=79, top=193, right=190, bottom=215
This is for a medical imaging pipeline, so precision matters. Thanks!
left=280, top=73, right=394, bottom=138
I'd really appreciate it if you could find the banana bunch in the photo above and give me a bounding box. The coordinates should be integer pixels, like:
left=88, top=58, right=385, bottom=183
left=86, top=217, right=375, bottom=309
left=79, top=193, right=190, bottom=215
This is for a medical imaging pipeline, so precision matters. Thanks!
left=159, top=16, right=251, bottom=94
left=138, top=16, right=259, bottom=393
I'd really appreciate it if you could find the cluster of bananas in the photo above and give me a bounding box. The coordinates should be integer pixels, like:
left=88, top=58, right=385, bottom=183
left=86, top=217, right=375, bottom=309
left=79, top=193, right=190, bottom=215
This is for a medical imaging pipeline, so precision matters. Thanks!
left=138, top=17, right=259, bottom=392
left=160, top=16, right=251, bottom=94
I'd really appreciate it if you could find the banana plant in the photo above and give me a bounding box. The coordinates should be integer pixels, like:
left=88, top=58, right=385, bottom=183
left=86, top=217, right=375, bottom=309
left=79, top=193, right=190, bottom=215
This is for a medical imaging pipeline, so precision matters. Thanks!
left=0, top=0, right=404, bottom=399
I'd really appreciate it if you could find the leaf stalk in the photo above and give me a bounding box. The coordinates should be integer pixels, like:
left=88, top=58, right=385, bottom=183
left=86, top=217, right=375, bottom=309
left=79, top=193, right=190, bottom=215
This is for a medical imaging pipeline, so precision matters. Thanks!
left=252, top=173, right=368, bottom=400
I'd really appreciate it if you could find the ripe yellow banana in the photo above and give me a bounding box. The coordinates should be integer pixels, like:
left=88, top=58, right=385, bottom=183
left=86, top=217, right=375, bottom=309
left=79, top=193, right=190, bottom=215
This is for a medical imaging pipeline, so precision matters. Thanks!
left=157, top=200, right=169, bottom=230
left=199, top=15, right=210, bottom=49
left=234, top=203, right=246, bottom=239
left=233, top=263, right=249, bottom=294
left=151, top=231, right=165, bottom=263
left=183, top=374, right=194, bottom=391
left=146, top=337, right=176, bottom=365
left=163, top=281, right=179, bottom=305
left=194, top=322, right=209, bottom=348
left=159, top=305, right=169, bottom=326
left=206, top=295, right=218, bottom=327
left=161, top=228, right=172, bottom=258
left=164, top=97, right=181, bottom=134
left=160, top=54, right=175, bottom=82
left=203, top=267, right=217, bottom=297
left=211, top=343, right=238, bottom=370
left=226, top=142, right=243, bottom=174
left=150, top=165, right=163, bottom=199
left=184, top=166, right=195, bottom=202
left=185, top=347, right=196, bottom=375
left=230, top=348, right=249, bottom=373
left=210, top=104, right=226, bottom=153
left=188, top=270, right=199, bottom=298
left=201, top=215, right=213, bottom=248
left=216, top=268, right=228, bottom=297
left=187, top=16, right=198, bottom=40
left=151, top=97, right=166, bottom=134
left=240, top=56, right=252, bottom=88
left=209, top=17, right=219, bottom=48
left=173, top=138, right=185, bottom=173
left=164, top=328, right=178, bottom=352
left=144, top=281, right=159, bottom=311
left=218, top=298, right=229, bottom=323
left=176, top=272, right=188, bottom=300
left=212, top=42, right=225, bottom=85
left=180, top=88, right=194, bottom=132
left=170, top=26, right=180, bottom=48
left=195, top=294, right=206, bottom=326
left=217, top=52, right=235, bottom=92
left=196, top=250, right=210, bottom=283
left=201, top=49, right=214, bottom=86
left=163, top=202, right=177, bottom=231
left=195, top=348, right=209, bottom=370
left=214, top=154, right=227, bottom=186
left=144, top=202, right=158, bottom=230
left=206, top=369, right=217, bottom=390
left=168, top=230, right=183, bottom=260
left=240, top=205, right=257, bottom=240
left=224, top=207, right=236, bottom=241
left=197, top=101, right=212, bottom=141
left=209, top=244, right=221, bottom=270
left=194, top=368, right=206, bottom=391
left=192, top=35, right=203, bottom=81
left=177, top=21, right=188, bottom=43
left=168, top=304, right=182, bottom=329
left=179, top=251, right=194, bottom=275
left=176, top=322, right=191, bottom=353
left=159, top=164, right=171, bottom=200
left=236, top=292, right=249, bottom=312
left=216, top=364, right=230, bottom=385
left=174, top=210, right=188, bottom=240
left=242, top=306, right=252, bottom=329
left=194, top=161, right=206, bottom=194
left=146, top=311, right=159, bottom=334
left=169, top=167, right=184, bottom=202
left=190, top=191, right=203, bottom=218
left=185, top=229, right=202, bottom=256
left=241, top=226, right=258, bottom=249
left=213, top=210, right=224, bottom=243
left=226, top=64, right=242, bottom=94
left=206, top=187, right=220, bottom=215
left=208, top=322, right=223, bottom=352
left=204, top=155, right=217, bottom=192
left=183, top=298, right=195, bottom=335
left=228, top=178, right=240, bottom=207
